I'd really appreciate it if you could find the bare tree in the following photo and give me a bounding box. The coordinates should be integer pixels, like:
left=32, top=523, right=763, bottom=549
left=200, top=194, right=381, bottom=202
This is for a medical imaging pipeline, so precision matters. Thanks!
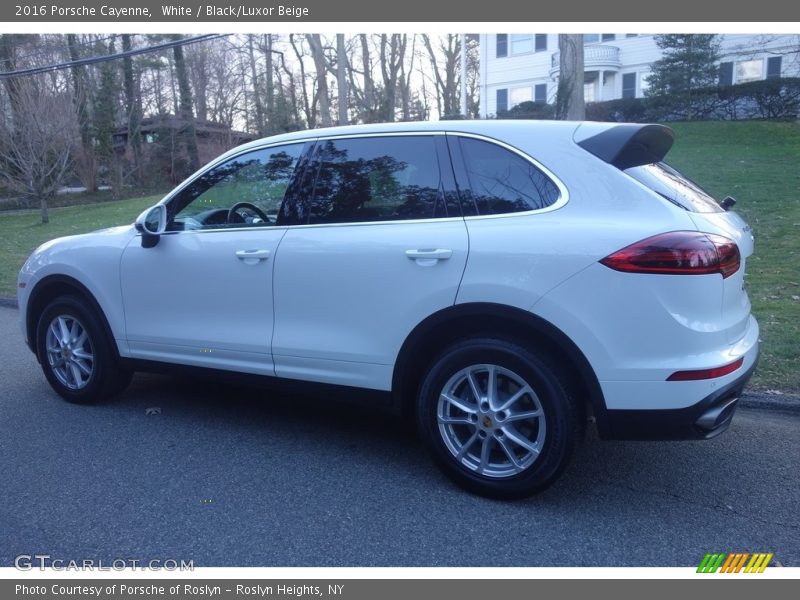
left=121, top=35, right=144, bottom=181
left=556, top=34, right=585, bottom=120
left=0, top=79, right=75, bottom=223
left=305, top=34, right=332, bottom=127
left=66, top=34, right=96, bottom=192
left=247, top=34, right=266, bottom=135
left=336, top=34, right=348, bottom=125
left=171, top=34, right=200, bottom=174
left=422, top=34, right=460, bottom=118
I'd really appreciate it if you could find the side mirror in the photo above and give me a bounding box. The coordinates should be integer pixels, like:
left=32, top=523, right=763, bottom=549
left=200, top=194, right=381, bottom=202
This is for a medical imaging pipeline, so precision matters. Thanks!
left=134, top=205, right=167, bottom=248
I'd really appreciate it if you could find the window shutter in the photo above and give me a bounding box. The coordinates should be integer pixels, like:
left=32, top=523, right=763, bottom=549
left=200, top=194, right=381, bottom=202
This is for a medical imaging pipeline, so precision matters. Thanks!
left=534, top=84, right=547, bottom=103
left=496, top=89, right=508, bottom=113
left=719, top=62, right=734, bottom=86
left=622, top=73, right=637, bottom=99
left=535, top=34, right=547, bottom=52
left=767, top=56, right=782, bottom=79
left=496, top=34, right=508, bottom=58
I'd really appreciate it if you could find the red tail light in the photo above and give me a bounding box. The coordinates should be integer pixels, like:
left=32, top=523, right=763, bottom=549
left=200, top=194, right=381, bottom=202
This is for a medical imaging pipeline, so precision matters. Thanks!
left=667, top=357, right=744, bottom=381
left=600, top=231, right=740, bottom=278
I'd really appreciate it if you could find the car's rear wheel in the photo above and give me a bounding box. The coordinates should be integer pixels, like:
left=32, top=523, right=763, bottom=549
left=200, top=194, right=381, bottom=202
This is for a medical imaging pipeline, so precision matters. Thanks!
left=36, top=295, right=132, bottom=404
left=417, top=338, right=577, bottom=499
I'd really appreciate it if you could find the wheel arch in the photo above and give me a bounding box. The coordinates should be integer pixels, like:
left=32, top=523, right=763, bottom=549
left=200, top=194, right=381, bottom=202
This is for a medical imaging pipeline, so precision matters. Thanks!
left=392, top=302, right=610, bottom=437
left=25, top=274, right=121, bottom=362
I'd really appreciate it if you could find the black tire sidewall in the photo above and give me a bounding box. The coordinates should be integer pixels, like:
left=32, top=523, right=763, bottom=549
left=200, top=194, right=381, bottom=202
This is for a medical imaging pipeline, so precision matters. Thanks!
left=35, top=295, right=121, bottom=404
left=417, top=338, right=575, bottom=499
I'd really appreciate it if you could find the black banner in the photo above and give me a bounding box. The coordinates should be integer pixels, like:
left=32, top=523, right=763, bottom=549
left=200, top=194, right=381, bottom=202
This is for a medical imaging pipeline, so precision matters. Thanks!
left=2, top=0, right=800, bottom=22
left=4, top=579, right=798, bottom=600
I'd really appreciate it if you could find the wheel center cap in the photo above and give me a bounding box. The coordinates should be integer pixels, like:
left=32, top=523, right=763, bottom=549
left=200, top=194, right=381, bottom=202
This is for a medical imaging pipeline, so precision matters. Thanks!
left=61, top=348, right=72, bottom=359
left=481, top=415, right=493, bottom=428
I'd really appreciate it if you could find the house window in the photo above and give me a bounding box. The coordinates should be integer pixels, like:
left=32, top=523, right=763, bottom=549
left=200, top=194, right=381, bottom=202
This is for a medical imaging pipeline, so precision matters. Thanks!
left=509, top=86, right=533, bottom=107
left=534, top=84, right=547, bottom=103
left=622, top=73, right=637, bottom=99
left=496, top=89, right=508, bottom=113
left=535, top=34, right=547, bottom=52
left=625, top=34, right=639, bottom=38
left=719, top=62, right=734, bottom=86
left=510, top=34, right=533, bottom=55
left=601, top=34, right=616, bottom=42
left=736, top=59, right=763, bottom=83
left=583, top=34, right=600, bottom=44
left=767, top=56, right=782, bottom=79
left=496, top=34, right=508, bottom=58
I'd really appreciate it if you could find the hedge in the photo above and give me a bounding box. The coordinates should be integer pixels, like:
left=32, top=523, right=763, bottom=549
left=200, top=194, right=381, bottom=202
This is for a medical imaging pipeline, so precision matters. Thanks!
left=497, top=77, right=800, bottom=122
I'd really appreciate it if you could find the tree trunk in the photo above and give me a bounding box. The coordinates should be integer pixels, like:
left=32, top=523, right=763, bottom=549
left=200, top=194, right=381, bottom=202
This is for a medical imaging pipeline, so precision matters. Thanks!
left=66, top=34, right=97, bottom=192
left=264, top=34, right=275, bottom=133
left=556, top=34, right=585, bottom=120
left=247, top=34, right=265, bottom=136
left=359, top=35, right=376, bottom=122
left=0, top=35, right=23, bottom=126
left=171, top=35, right=200, bottom=173
left=40, top=196, right=49, bottom=224
left=336, top=34, right=348, bottom=125
left=290, top=34, right=315, bottom=128
left=122, top=34, right=143, bottom=181
left=306, top=34, right=332, bottom=127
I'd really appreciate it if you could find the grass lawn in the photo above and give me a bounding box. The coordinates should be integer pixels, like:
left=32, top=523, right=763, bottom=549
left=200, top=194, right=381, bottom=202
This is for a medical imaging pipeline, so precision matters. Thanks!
left=0, top=194, right=161, bottom=298
left=0, top=120, right=798, bottom=390
left=666, top=121, right=800, bottom=391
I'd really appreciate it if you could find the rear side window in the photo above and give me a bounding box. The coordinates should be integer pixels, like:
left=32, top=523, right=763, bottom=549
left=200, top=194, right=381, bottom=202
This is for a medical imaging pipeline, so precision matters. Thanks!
left=458, top=137, right=560, bottom=215
left=306, top=136, right=446, bottom=225
left=625, top=162, right=724, bottom=214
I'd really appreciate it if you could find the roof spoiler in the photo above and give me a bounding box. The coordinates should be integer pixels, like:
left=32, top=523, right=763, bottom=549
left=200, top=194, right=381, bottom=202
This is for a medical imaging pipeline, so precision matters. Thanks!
left=576, top=124, right=674, bottom=170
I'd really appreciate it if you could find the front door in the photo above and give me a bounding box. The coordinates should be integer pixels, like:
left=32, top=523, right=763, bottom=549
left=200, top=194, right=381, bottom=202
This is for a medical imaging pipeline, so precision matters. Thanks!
left=120, top=142, right=309, bottom=375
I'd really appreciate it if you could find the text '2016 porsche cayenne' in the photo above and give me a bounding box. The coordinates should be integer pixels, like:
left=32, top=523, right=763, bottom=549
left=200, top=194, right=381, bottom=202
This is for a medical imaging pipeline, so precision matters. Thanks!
left=18, top=120, right=758, bottom=498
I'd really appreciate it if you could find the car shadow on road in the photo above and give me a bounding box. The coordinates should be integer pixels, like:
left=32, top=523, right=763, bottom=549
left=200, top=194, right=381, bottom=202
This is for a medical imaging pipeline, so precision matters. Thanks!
left=88, top=371, right=781, bottom=513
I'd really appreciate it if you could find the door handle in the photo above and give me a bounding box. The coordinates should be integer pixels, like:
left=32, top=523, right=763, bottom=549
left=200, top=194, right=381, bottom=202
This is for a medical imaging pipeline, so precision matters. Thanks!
left=405, top=248, right=453, bottom=266
left=235, top=249, right=271, bottom=264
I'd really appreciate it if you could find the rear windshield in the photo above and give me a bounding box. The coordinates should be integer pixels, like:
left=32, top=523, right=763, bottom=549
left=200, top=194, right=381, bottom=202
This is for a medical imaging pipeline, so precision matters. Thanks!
left=625, top=162, right=724, bottom=214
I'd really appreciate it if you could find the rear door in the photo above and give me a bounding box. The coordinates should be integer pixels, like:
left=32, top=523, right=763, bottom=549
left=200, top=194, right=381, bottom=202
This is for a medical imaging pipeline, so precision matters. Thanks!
left=271, top=133, right=468, bottom=390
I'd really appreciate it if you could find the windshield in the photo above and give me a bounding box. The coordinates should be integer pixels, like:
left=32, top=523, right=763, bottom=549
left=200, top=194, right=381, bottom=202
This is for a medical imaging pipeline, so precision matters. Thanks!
left=625, top=162, right=724, bottom=214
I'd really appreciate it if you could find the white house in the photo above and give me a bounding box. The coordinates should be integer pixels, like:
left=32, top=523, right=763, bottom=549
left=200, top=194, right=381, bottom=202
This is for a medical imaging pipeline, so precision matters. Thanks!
left=478, top=34, right=800, bottom=116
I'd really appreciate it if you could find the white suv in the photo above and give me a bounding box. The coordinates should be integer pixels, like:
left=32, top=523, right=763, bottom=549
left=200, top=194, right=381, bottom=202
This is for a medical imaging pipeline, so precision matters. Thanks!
left=17, top=120, right=759, bottom=498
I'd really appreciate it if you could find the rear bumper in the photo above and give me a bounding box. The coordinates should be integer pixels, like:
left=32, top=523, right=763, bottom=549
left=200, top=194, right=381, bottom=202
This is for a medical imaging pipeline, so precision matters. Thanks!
left=603, top=353, right=759, bottom=440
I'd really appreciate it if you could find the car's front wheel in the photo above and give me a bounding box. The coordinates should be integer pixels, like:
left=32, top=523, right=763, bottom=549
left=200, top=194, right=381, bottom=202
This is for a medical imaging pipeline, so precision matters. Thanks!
left=417, top=338, right=577, bottom=499
left=36, top=295, right=132, bottom=404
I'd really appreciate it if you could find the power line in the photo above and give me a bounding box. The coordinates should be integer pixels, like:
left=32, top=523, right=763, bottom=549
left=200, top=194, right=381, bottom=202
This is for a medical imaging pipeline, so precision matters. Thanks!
left=0, top=34, right=229, bottom=80
left=0, top=34, right=123, bottom=67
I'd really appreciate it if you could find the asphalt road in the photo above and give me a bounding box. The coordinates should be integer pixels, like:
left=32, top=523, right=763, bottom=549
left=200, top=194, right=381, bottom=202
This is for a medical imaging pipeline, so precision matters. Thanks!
left=0, top=305, right=798, bottom=567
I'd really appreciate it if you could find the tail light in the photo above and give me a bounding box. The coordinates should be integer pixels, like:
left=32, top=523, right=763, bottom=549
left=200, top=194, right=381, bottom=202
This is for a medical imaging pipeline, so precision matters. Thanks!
left=600, top=231, right=740, bottom=278
left=667, top=357, right=744, bottom=381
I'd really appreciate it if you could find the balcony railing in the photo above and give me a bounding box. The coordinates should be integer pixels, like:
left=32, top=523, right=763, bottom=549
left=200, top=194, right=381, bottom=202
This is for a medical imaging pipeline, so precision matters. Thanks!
left=549, top=44, right=622, bottom=76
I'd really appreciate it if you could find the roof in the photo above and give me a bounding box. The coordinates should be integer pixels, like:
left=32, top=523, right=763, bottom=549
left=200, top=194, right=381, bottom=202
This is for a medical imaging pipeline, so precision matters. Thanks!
left=227, top=119, right=589, bottom=156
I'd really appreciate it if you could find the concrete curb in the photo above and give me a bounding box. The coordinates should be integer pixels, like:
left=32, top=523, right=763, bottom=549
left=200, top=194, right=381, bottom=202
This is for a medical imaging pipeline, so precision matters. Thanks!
left=0, top=297, right=17, bottom=309
left=739, top=392, right=800, bottom=414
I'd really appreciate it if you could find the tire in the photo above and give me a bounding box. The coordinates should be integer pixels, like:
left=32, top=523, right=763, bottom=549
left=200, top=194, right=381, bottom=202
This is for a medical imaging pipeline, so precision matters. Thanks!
left=416, top=337, right=577, bottom=499
left=35, top=295, right=132, bottom=404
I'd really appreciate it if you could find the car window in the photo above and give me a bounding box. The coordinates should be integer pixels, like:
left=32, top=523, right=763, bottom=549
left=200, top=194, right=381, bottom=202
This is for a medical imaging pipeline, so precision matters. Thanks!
left=303, top=136, right=446, bottom=225
left=169, top=143, right=305, bottom=231
left=624, top=162, right=724, bottom=214
left=458, top=137, right=560, bottom=215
